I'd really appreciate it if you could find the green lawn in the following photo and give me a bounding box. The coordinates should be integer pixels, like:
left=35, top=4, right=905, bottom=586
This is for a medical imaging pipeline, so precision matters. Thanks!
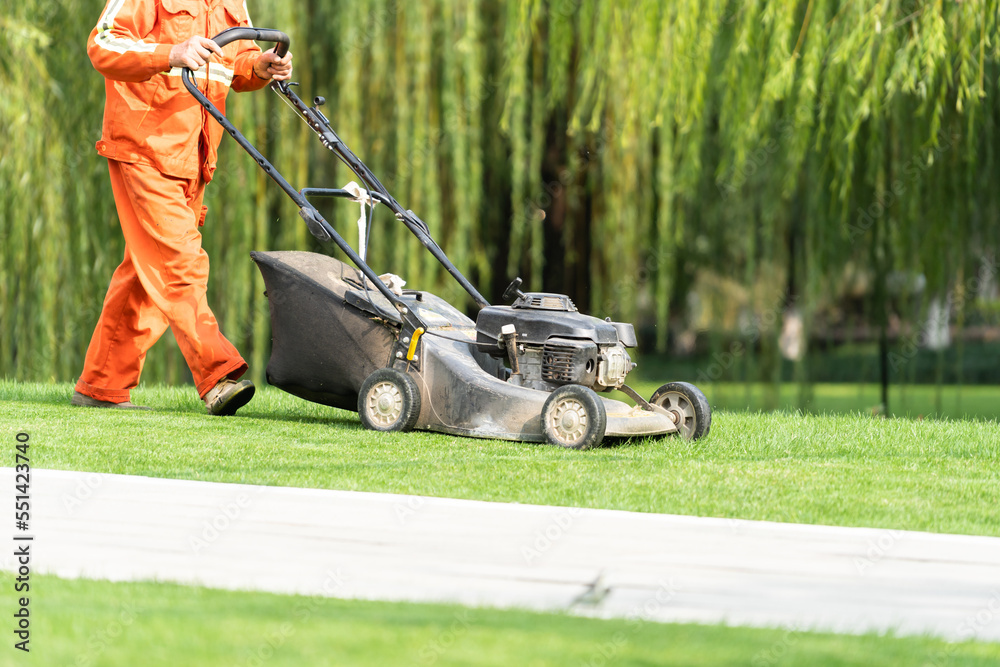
left=3, top=380, right=998, bottom=536
left=6, top=574, right=996, bottom=666
left=689, top=381, right=1000, bottom=421
left=4, top=380, right=999, bottom=663
left=628, top=358, right=1000, bottom=419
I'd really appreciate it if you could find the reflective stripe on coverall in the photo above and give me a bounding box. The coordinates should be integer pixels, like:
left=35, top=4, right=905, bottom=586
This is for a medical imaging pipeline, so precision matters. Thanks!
left=76, top=0, right=270, bottom=401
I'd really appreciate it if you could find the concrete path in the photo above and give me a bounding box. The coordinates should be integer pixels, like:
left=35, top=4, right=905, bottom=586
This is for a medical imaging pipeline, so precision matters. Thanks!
left=3, top=468, right=1000, bottom=642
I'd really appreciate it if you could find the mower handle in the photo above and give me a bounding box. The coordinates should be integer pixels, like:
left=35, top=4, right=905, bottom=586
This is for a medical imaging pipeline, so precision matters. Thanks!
left=180, top=28, right=289, bottom=88
left=208, top=27, right=290, bottom=58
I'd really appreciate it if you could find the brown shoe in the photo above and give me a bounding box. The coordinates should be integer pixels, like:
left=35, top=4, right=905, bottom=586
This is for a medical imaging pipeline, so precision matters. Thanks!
left=71, top=391, right=151, bottom=410
left=204, top=378, right=255, bottom=416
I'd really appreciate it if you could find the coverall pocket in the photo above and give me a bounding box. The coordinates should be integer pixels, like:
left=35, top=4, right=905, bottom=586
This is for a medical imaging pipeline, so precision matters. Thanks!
left=157, top=0, right=200, bottom=43
left=223, top=0, right=249, bottom=26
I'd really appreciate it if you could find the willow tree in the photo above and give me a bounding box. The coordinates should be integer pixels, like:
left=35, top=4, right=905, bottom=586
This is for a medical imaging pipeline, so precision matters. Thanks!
left=501, top=0, right=1000, bottom=407
left=2, top=0, right=999, bottom=399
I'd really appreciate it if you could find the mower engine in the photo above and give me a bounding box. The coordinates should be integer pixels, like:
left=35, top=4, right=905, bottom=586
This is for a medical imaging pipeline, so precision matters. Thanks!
left=475, top=280, right=637, bottom=393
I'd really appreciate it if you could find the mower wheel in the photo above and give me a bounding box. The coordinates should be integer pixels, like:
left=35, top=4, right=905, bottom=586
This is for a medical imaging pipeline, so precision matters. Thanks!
left=358, top=368, right=421, bottom=432
left=649, top=382, right=711, bottom=440
left=541, top=385, right=607, bottom=450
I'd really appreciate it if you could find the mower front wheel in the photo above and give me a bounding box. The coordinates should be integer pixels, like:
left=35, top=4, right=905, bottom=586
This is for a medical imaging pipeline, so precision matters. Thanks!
left=650, top=381, right=711, bottom=440
left=358, top=368, right=421, bottom=432
left=541, top=385, right=607, bottom=450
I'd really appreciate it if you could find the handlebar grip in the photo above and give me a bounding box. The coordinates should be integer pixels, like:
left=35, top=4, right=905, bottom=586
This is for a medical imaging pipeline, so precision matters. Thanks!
left=181, top=27, right=289, bottom=92
left=209, top=27, right=290, bottom=57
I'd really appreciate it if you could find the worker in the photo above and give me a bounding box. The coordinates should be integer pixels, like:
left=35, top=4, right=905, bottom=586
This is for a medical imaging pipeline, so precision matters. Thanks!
left=71, top=0, right=292, bottom=415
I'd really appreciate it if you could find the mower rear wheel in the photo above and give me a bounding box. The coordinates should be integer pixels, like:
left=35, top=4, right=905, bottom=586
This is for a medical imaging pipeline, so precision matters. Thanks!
left=649, top=381, right=711, bottom=440
left=541, top=385, right=607, bottom=450
left=358, top=368, right=421, bottom=432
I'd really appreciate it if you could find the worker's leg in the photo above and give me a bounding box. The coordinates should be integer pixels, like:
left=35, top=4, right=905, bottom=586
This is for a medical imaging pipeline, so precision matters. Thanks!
left=75, top=245, right=170, bottom=402
left=78, top=160, right=247, bottom=400
left=116, top=160, right=249, bottom=397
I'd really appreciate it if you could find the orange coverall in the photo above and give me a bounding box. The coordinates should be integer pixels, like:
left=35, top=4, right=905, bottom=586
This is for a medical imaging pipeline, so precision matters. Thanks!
left=76, top=0, right=270, bottom=402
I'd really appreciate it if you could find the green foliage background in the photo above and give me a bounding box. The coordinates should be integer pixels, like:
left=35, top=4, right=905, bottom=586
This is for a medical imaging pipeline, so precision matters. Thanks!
left=2, top=0, right=999, bottom=389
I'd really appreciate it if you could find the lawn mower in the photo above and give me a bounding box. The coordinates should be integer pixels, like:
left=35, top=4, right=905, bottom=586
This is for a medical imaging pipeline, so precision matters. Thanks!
left=183, top=29, right=711, bottom=448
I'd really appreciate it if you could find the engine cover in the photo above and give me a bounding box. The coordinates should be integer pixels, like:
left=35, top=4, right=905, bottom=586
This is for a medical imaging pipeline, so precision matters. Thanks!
left=476, top=305, right=620, bottom=349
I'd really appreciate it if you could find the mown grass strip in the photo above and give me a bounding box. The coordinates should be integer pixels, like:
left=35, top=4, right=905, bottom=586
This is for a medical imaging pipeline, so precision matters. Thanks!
left=3, top=381, right=998, bottom=537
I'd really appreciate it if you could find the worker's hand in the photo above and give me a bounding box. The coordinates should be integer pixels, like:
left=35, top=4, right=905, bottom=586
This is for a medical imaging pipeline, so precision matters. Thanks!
left=253, top=49, right=293, bottom=81
left=168, top=36, right=224, bottom=70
